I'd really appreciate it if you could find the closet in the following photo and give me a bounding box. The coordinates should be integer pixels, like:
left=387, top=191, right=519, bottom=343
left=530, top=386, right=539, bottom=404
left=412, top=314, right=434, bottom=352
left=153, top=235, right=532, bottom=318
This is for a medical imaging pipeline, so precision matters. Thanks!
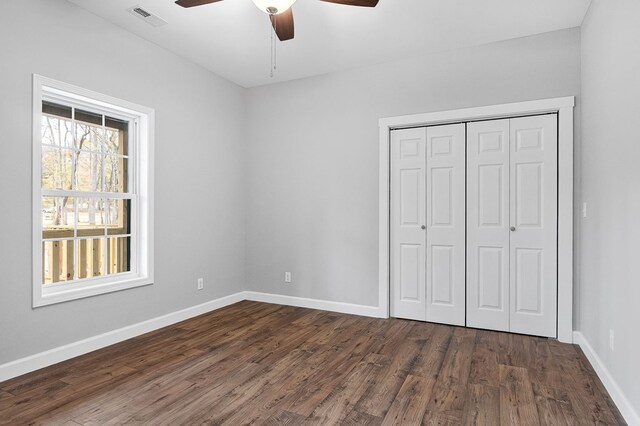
left=390, top=114, right=558, bottom=338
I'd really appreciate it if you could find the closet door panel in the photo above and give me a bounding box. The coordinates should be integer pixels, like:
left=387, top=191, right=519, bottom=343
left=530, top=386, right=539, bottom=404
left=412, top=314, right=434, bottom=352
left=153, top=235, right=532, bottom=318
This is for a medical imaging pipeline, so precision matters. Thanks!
left=509, top=115, right=558, bottom=337
left=391, top=128, right=427, bottom=321
left=426, top=124, right=466, bottom=326
left=467, top=120, right=510, bottom=332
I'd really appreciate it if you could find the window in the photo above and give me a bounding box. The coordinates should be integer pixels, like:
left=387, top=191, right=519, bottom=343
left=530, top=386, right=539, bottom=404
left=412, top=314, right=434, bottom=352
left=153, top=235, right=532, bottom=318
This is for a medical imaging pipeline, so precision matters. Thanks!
left=33, top=75, right=154, bottom=307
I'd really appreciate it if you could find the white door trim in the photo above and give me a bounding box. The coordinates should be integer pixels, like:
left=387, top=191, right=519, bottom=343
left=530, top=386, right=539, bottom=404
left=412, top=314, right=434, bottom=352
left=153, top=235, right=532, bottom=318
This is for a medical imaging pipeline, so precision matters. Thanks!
left=378, top=97, right=575, bottom=343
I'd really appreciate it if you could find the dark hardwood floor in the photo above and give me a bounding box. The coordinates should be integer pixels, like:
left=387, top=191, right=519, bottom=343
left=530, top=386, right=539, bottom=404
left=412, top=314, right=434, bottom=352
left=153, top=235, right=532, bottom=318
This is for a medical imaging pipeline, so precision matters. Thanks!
left=0, top=301, right=625, bottom=425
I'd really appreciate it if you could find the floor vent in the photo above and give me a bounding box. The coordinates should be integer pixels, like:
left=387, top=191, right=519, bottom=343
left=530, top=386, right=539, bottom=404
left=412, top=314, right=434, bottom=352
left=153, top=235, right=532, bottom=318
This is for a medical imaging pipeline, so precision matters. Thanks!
left=127, top=5, right=168, bottom=27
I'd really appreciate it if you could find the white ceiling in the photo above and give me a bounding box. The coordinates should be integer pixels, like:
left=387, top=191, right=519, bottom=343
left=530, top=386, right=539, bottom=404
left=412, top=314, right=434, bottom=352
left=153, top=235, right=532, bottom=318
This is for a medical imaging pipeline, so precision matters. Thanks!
left=67, top=0, right=591, bottom=88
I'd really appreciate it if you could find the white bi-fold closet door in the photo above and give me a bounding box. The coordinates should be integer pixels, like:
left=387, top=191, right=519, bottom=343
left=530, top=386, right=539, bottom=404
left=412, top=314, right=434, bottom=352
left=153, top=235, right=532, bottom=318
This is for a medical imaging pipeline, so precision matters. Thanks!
left=390, top=114, right=558, bottom=338
left=390, top=123, right=466, bottom=326
left=467, top=115, right=558, bottom=337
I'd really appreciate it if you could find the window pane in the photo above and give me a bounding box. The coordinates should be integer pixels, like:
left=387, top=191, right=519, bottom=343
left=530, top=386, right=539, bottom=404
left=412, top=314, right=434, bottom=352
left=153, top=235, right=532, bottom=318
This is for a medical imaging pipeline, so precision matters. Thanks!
left=104, top=126, right=127, bottom=156
left=42, top=147, right=73, bottom=190
left=106, top=199, right=131, bottom=235
left=42, top=240, right=74, bottom=284
left=104, top=155, right=127, bottom=193
left=42, top=197, right=74, bottom=239
left=75, top=108, right=103, bottom=126
left=41, top=115, right=74, bottom=148
left=42, top=101, right=72, bottom=119
left=77, top=238, right=105, bottom=279
left=108, top=237, right=130, bottom=274
left=75, top=151, right=104, bottom=191
left=75, top=122, right=104, bottom=152
left=77, top=198, right=105, bottom=237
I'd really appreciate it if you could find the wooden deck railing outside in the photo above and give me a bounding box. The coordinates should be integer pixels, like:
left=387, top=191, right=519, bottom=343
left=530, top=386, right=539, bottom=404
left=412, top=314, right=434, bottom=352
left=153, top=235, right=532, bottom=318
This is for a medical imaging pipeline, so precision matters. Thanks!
left=43, top=228, right=129, bottom=284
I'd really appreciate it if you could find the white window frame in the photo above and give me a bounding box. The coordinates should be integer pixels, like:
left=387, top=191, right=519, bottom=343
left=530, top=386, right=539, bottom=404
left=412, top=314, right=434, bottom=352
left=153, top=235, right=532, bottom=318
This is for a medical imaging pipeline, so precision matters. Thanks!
left=32, top=74, right=154, bottom=307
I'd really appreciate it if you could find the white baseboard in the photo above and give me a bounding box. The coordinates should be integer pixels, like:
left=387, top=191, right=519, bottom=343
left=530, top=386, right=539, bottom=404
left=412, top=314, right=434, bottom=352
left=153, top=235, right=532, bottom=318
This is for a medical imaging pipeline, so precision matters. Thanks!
left=0, top=292, right=245, bottom=383
left=243, top=291, right=383, bottom=318
left=573, top=331, right=640, bottom=426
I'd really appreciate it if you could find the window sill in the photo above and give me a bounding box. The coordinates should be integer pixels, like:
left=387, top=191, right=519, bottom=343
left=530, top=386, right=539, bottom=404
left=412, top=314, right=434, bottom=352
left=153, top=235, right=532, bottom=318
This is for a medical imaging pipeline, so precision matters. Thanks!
left=34, top=275, right=153, bottom=307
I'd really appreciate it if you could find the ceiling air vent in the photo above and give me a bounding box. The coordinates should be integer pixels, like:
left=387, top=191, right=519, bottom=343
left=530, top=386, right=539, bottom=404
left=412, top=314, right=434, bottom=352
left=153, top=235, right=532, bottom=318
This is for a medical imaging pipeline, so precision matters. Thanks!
left=127, top=5, right=168, bottom=27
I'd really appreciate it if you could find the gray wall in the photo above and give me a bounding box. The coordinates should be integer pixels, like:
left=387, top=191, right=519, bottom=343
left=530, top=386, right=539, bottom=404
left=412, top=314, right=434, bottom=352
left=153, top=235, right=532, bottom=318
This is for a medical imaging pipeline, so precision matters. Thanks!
left=245, top=29, right=582, bottom=307
left=0, top=0, right=246, bottom=364
left=580, top=0, right=640, bottom=415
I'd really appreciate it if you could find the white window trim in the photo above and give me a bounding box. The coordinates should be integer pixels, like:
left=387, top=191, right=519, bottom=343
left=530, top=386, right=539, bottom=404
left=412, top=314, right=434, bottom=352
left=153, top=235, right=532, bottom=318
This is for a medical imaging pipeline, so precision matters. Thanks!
left=32, top=74, right=155, bottom=307
left=378, top=97, right=575, bottom=343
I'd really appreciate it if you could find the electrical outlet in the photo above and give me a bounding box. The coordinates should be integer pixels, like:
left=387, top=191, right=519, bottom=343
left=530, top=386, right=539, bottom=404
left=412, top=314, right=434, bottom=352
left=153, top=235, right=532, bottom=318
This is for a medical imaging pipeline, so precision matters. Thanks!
left=197, top=278, right=204, bottom=290
left=285, top=272, right=292, bottom=283
left=583, top=202, right=588, bottom=218
left=609, top=329, right=614, bottom=352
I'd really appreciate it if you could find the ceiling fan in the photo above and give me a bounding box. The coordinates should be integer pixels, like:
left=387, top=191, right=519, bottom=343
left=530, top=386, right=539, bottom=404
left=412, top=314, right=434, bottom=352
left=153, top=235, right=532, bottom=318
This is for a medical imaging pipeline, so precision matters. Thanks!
left=175, top=0, right=380, bottom=41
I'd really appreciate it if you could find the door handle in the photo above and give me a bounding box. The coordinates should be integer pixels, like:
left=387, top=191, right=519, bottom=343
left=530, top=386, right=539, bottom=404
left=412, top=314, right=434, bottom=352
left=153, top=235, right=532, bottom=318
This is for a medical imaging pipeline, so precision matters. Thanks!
left=510, top=226, right=516, bottom=232
left=421, top=225, right=426, bottom=230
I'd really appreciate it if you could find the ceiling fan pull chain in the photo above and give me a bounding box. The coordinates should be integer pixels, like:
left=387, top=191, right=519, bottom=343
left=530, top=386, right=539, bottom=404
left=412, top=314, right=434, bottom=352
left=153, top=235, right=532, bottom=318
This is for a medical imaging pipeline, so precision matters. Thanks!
left=273, top=18, right=277, bottom=72
left=270, top=14, right=277, bottom=78
left=270, top=22, right=274, bottom=78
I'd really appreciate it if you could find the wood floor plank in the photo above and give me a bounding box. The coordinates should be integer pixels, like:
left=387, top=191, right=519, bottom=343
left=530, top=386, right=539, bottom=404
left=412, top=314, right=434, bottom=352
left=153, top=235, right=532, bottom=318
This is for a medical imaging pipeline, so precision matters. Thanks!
left=527, top=338, right=563, bottom=390
left=0, top=392, right=16, bottom=413
left=260, top=409, right=310, bottom=425
left=423, top=327, right=476, bottom=423
left=381, top=375, right=435, bottom=425
left=53, top=350, right=216, bottom=424
left=2, top=365, right=139, bottom=425
left=78, top=379, right=199, bottom=426
left=409, top=323, right=453, bottom=379
left=341, top=409, right=384, bottom=426
left=532, top=384, right=579, bottom=426
left=111, top=362, right=265, bottom=425
left=309, top=353, right=389, bottom=425
left=498, top=333, right=536, bottom=368
left=213, top=352, right=321, bottom=425
left=0, top=302, right=626, bottom=425
left=281, top=331, right=381, bottom=416
left=555, top=352, right=622, bottom=425
left=374, top=320, right=415, bottom=356
left=355, top=336, right=424, bottom=418
left=499, top=365, right=541, bottom=425
left=190, top=348, right=317, bottom=425
left=422, top=411, right=461, bottom=425
left=281, top=337, right=375, bottom=416
left=0, top=367, right=70, bottom=398
left=468, top=342, right=500, bottom=386
left=405, top=321, right=436, bottom=341
left=461, top=383, right=500, bottom=426
left=225, top=334, right=377, bottom=424
left=423, top=384, right=468, bottom=425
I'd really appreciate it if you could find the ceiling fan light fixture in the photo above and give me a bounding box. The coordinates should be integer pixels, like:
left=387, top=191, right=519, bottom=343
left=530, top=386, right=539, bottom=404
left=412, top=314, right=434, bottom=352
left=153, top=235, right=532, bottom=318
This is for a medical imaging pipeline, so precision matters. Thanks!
left=251, top=0, right=297, bottom=14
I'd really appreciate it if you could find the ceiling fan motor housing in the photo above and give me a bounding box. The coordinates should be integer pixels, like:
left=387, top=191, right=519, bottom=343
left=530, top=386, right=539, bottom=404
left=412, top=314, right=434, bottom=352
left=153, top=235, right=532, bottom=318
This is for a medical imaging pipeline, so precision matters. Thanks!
left=251, top=0, right=298, bottom=14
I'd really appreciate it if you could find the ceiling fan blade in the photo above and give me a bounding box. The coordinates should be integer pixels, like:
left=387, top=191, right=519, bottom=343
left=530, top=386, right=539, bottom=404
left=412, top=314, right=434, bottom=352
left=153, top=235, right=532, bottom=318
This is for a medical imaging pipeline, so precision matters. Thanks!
left=319, top=0, right=379, bottom=6
left=175, top=0, right=223, bottom=8
left=270, top=9, right=295, bottom=41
